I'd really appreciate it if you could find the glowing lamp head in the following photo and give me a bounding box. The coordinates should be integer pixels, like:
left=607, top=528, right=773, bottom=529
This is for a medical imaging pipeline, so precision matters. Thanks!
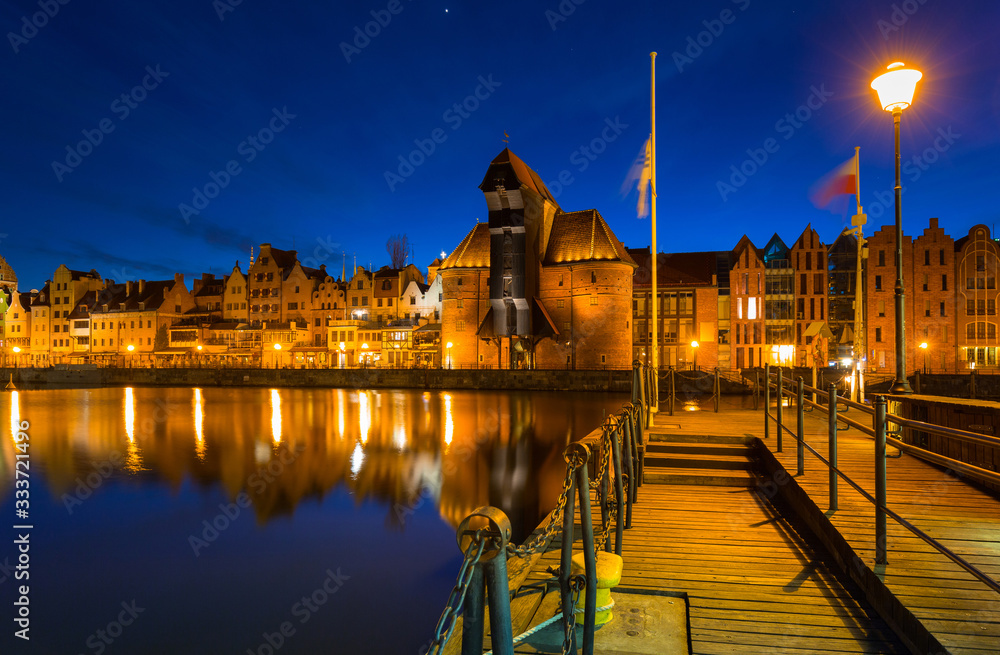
left=919, top=342, right=928, bottom=350
left=361, top=343, right=368, bottom=349
left=196, top=345, right=203, bottom=351
left=690, top=341, right=699, bottom=349
left=446, top=342, right=453, bottom=349
left=12, top=346, right=20, bottom=353
left=126, top=344, right=135, bottom=352
left=273, top=343, right=282, bottom=350
left=871, top=62, right=922, bottom=112
left=339, top=342, right=346, bottom=351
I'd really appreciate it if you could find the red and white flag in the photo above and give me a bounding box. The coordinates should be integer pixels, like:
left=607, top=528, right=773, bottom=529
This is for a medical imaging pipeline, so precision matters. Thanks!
left=809, top=152, right=858, bottom=210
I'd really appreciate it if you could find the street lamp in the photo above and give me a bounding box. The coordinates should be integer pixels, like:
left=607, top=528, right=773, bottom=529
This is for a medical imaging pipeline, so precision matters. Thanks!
left=919, top=341, right=928, bottom=374
left=871, top=61, right=922, bottom=394
left=12, top=345, right=20, bottom=369
left=446, top=341, right=453, bottom=370
left=690, top=340, right=699, bottom=371
left=126, top=343, right=135, bottom=369
left=273, top=342, right=281, bottom=369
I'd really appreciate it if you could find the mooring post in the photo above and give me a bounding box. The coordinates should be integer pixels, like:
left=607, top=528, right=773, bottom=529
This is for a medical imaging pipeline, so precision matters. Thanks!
left=622, top=417, right=634, bottom=529
left=874, top=395, right=888, bottom=565
left=776, top=368, right=783, bottom=453
left=484, top=552, right=513, bottom=655
left=612, top=423, right=625, bottom=556
left=828, top=383, right=838, bottom=512
left=796, top=378, right=805, bottom=476
left=714, top=367, right=720, bottom=413
left=559, top=467, right=578, bottom=653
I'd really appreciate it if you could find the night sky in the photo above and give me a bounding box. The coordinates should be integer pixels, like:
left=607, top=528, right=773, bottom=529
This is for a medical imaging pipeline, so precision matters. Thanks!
left=2, top=0, right=999, bottom=289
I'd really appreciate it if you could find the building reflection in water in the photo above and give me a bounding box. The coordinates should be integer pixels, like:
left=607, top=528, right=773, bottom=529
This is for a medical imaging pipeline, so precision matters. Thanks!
left=0, top=387, right=625, bottom=540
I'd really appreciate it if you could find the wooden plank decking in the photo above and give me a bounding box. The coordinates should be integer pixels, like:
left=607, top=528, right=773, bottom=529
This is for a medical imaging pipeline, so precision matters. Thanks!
left=645, top=396, right=1000, bottom=654
left=525, top=479, right=906, bottom=652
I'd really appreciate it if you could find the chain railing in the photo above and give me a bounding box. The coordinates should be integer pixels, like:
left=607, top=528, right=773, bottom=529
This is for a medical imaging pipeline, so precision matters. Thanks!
left=427, top=362, right=650, bottom=655
left=762, top=363, right=1000, bottom=596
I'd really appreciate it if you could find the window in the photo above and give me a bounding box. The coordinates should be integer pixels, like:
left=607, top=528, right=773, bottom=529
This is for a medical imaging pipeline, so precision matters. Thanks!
left=387, top=298, right=393, bottom=307
left=288, top=302, right=298, bottom=310
left=968, top=299, right=976, bottom=315
left=315, top=318, right=321, bottom=327
left=942, top=274, right=947, bottom=291
left=457, top=277, right=463, bottom=286
left=924, top=300, right=931, bottom=317
left=875, top=327, right=882, bottom=342
left=352, top=298, right=358, bottom=307
left=878, top=250, right=885, bottom=266
left=362, top=296, right=369, bottom=306
left=939, top=249, right=945, bottom=265
left=457, top=320, right=466, bottom=331
left=266, top=272, right=273, bottom=282
left=601, top=354, right=607, bottom=364
left=557, top=299, right=565, bottom=308
left=591, top=272, right=597, bottom=283
left=922, top=274, right=928, bottom=291
left=940, top=302, right=946, bottom=317
left=924, top=250, right=930, bottom=265
left=558, top=275, right=564, bottom=287
left=990, top=299, right=997, bottom=315
left=878, top=300, right=885, bottom=317
left=377, top=298, right=383, bottom=307
left=590, top=295, right=598, bottom=306
left=357, top=280, right=363, bottom=289
left=130, top=321, right=135, bottom=328
left=875, top=275, right=882, bottom=291
left=294, top=286, right=300, bottom=293
left=456, top=299, right=463, bottom=309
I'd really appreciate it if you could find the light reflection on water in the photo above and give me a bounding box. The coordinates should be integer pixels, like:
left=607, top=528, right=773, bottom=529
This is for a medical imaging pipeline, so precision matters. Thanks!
left=0, top=387, right=625, bottom=654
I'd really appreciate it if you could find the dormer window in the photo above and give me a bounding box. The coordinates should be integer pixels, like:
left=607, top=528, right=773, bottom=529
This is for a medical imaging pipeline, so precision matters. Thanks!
left=138, top=302, right=145, bottom=311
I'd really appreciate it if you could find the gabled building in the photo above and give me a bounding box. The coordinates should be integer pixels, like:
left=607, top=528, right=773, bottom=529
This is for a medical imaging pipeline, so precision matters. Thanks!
left=401, top=275, right=441, bottom=324
left=48, top=265, right=104, bottom=364
left=222, top=263, right=249, bottom=323
left=911, top=218, right=956, bottom=372
left=29, top=282, right=52, bottom=366
left=956, top=224, right=999, bottom=369
left=790, top=225, right=830, bottom=367
left=345, top=266, right=374, bottom=321
left=762, top=234, right=795, bottom=366
left=4, top=290, right=31, bottom=367
left=248, top=244, right=298, bottom=326
left=730, top=235, right=765, bottom=369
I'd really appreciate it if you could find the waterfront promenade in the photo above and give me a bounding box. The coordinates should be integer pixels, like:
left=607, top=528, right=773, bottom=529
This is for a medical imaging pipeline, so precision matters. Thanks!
left=515, top=395, right=999, bottom=654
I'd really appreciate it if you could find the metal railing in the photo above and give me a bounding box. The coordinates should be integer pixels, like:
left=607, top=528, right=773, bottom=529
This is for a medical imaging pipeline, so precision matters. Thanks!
left=762, top=363, right=1000, bottom=596
left=427, top=363, right=650, bottom=655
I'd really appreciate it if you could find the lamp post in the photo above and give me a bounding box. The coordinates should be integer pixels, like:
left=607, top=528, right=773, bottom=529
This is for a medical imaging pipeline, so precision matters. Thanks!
left=919, top=341, right=928, bottom=374
left=690, top=340, right=699, bottom=371
left=126, top=343, right=135, bottom=369
left=12, top=346, right=20, bottom=368
left=871, top=61, right=922, bottom=395
left=273, top=342, right=281, bottom=369
left=446, top=341, right=453, bottom=370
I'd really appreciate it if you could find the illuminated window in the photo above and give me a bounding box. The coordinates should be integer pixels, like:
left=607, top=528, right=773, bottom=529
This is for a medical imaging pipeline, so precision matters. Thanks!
left=747, top=298, right=757, bottom=320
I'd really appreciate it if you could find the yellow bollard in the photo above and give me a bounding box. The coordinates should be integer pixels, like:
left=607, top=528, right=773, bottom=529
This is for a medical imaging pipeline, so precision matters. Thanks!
left=571, top=551, right=624, bottom=626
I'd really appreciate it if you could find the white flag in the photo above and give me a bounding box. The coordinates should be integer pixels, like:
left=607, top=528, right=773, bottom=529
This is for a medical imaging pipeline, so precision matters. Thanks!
left=620, top=136, right=652, bottom=218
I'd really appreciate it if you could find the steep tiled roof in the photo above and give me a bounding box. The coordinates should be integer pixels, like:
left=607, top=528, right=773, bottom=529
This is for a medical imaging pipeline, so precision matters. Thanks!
left=440, top=223, right=490, bottom=270
left=269, top=247, right=298, bottom=271
left=479, top=148, right=559, bottom=206
left=31, top=282, right=51, bottom=307
left=67, top=291, right=99, bottom=319
left=543, top=210, right=637, bottom=267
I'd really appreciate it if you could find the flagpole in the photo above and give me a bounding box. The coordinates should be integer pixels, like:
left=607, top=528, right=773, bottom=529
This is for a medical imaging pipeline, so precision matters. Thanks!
left=852, top=146, right=866, bottom=403
left=649, top=52, right=659, bottom=417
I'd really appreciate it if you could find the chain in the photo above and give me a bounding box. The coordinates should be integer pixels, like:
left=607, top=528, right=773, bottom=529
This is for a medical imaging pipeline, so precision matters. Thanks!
left=507, top=454, right=581, bottom=558
left=428, top=530, right=487, bottom=654
left=561, top=574, right=586, bottom=655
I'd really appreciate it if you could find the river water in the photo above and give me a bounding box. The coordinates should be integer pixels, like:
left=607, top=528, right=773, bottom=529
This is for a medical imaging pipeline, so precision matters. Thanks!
left=0, top=387, right=626, bottom=654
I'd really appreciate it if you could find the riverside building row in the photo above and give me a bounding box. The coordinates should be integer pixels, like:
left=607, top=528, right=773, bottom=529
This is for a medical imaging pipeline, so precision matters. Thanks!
left=1, top=150, right=996, bottom=372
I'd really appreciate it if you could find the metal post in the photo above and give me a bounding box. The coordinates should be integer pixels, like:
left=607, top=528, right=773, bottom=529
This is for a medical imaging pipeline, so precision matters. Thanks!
left=575, top=458, right=597, bottom=655
left=669, top=367, right=675, bottom=416
left=461, top=565, right=485, bottom=655
left=874, top=395, right=888, bottom=564
left=890, top=109, right=912, bottom=395
left=763, top=364, right=769, bottom=440
left=599, top=452, right=610, bottom=552
left=776, top=368, right=783, bottom=453
left=714, top=367, right=720, bottom=413
left=632, top=405, right=644, bottom=491
left=622, top=417, right=634, bottom=529
left=754, top=368, right=759, bottom=411
left=828, top=383, right=838, bottom=512
left=485, top=554, right=513, bottom=655
left=560, top=469, right=578, bottom=653
left=797, top=377, right=804, bottom=476
left=612, top=424, right=625, bottom=556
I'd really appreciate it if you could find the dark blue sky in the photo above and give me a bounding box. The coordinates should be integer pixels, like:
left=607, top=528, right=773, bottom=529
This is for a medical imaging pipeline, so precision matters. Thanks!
left=3, top=0, right=999, bottom=289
